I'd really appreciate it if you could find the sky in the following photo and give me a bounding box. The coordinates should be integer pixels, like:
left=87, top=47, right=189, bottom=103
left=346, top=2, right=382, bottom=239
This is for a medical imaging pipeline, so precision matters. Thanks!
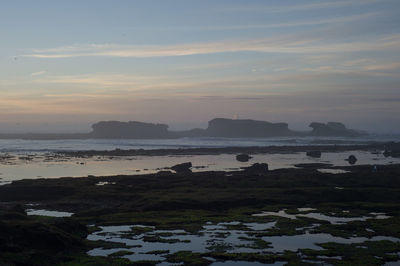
left=0, top=0, right=399, bottom=133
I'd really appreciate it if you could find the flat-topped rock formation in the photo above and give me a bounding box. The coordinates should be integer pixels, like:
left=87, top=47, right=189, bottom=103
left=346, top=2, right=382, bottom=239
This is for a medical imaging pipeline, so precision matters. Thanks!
left=0, top=118, right=365, bottom=139
left=90, top=121, right=171, bottom=139
left=309, top=122, right=363, bottom=137
left=204, top=118, right=294, bottom=137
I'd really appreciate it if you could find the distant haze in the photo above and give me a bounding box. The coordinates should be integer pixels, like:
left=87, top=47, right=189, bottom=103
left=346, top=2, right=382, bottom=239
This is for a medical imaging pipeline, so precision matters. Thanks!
left=0, top=1, right=399, bottom=134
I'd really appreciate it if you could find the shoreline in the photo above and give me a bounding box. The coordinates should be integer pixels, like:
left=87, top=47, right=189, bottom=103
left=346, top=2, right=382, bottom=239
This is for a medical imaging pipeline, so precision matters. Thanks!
left=1, top=162, right=398, bottom=212
left=58, top=143, right=388, bottom=157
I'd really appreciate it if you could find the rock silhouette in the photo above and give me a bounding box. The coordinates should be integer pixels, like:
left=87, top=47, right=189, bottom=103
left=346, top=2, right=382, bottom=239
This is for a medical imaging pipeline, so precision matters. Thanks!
left=346, top=155, right=358, bottom=165
left=306, top=151, right=322, bottom=158
left=309, top=122, right=362, bottom=137
left=90, top=121, right=170, bottom=139
left=0, top=118, right=365, bottom=139
left=171, top=162, right=192, bottom=173
left=243, top=163, right=269, bottom=174
left=236, top=154, right=252, bottom=162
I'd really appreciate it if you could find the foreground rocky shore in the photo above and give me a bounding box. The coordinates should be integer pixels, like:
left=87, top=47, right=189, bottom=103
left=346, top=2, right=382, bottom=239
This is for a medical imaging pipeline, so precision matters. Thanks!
left=1, top=160, right=400, bottom=265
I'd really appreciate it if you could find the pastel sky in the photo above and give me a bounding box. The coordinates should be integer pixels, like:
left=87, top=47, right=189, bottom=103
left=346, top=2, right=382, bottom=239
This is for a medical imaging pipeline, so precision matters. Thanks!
left=1, top=0, right=399, bottom=133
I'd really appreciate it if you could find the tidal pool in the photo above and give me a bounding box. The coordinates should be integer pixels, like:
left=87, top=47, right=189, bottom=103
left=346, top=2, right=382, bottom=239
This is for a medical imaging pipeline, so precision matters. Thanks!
left=26, top=209, right=74, bottom=217
left=86, top=221, right=400, bottom=263
left=210, top=261, right=286, bottom=266
left=1, top=150, right=399, bottom=183
left=317, top=168, right=350, bottom=174
left=265, top=233, right=399, bottom=253
left=253, top=209, right=391, bottom=224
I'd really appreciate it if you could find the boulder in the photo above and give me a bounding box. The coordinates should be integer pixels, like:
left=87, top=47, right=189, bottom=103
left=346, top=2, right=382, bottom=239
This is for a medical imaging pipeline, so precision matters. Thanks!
left=306, top=151, right=322, bottom=158
left=346, top=155, right=357, bottom=165
left=171, top=162, right=192, bottom=173
left=383, top=142, right=400, bottom=158
left=236, top=154, right=252, bottom=162
left=243, top=163, right=269, bottom=174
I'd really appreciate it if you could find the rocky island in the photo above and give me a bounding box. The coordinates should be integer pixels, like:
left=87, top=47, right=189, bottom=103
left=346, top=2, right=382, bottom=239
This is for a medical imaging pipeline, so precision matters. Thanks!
left=0, top=118, right=365, bottom=140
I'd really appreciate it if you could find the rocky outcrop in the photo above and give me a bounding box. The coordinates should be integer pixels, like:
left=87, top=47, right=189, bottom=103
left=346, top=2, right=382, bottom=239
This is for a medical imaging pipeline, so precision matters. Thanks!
left=306, top=151, right=322, bottom=158
left=171, top=162, right=192, bottom=174
left=236, top=154, right=252, bottom=162
left=0, top=118, right=367, bottom=139
left=346, top=155, right=357, bottom=165
left=309, top=122, right=363, bottom=137
left=383, top=142, right=400, bottom=158
left=242, top=163, right=269, bottom=174
left=90, top=121, right=170, bottom=139
left=205, top=118, right=294, bottom=137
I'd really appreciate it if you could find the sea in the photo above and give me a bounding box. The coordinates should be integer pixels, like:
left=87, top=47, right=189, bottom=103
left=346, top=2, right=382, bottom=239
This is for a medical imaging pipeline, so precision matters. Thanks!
left=1, top=134, right=400, bottom=153
left=0, top=135, right=399, bottom=184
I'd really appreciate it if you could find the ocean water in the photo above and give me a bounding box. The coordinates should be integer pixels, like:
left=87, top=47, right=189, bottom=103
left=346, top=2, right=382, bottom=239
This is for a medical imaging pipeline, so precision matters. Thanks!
left=0, top=135, right=399, bottom=153
left=0, top=136, right=399, bottom=183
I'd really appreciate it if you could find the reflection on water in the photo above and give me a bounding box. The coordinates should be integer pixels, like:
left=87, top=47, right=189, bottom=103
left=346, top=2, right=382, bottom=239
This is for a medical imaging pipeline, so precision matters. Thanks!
left=211, top=261, right=285, bottom=266
left=1, top=136, right=398, bottom=153
left=87, top=221, right=277, bottom=262
left=317, top=169, right=350, bottom=174
left=1, top=150, right=399, bottom=183
left=26, top=209, right=74, bottom=217
left=87, top=221, right=400, bottom=263
left=265, top=233, right=399, bottom=252
left=253, top=209, right=391, bottom=224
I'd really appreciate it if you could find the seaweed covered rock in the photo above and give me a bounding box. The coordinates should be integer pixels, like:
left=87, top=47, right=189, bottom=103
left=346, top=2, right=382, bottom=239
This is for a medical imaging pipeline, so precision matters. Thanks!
left=0, top=207, right=88, bottom=265
left=243, top=163, right=269, bottom=174
left=383, top=142, right=400, bottom=158
left=236, top=154, right=252, bottom=162
left=171, top=162, right=192, bottom=173
left=346, top=155, right=358, bottom=165
left=306, top=151, right=322, bottom=158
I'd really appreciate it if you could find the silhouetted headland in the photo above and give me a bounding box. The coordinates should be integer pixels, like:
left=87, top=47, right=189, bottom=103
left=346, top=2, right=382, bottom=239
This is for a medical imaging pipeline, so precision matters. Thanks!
left=0, top=118, right=365, bottom=140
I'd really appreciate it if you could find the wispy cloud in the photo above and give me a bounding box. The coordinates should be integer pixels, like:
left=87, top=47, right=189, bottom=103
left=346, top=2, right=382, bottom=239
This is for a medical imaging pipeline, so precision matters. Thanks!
left=142, top=12, right=379, bottom=31
left=226, top=0, right=384, bottom=13
left=363, top=62, right=400, bottom=71
left=30, top=70, right=46, bottom=76
left=33, top=74, right=167, bottom=89
left=25, top=34, right=400, bottom=59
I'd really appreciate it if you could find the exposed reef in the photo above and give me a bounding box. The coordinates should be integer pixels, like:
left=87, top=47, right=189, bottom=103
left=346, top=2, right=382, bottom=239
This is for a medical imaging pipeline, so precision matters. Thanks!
left=1, top=163, right=400, bottom=265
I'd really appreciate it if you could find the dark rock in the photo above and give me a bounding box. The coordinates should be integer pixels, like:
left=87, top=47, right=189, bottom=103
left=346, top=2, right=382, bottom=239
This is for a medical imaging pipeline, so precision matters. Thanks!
left=157, top=170, right=173, bottom=175
left=309, top=122, right=363, bottom=137
left=243, top=163, right=269, bottom=174
left=205, top=118, right=294, bottom=137
left=306, top=151, right=322, bottom=158
left=0, top=118, right=367, bottom=139
left=90, top=120, right=171, bottom=139
left=383, top=142, right=400, bottom=158
left=0, top=217, right=86, bottom=254
left=346, top=155, right=358, bottom=165
left=236, top=154, right=252, bottom=162
left=171, top=162, right=192, bottom=173
left=294, top=163, right=333, bottom=169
